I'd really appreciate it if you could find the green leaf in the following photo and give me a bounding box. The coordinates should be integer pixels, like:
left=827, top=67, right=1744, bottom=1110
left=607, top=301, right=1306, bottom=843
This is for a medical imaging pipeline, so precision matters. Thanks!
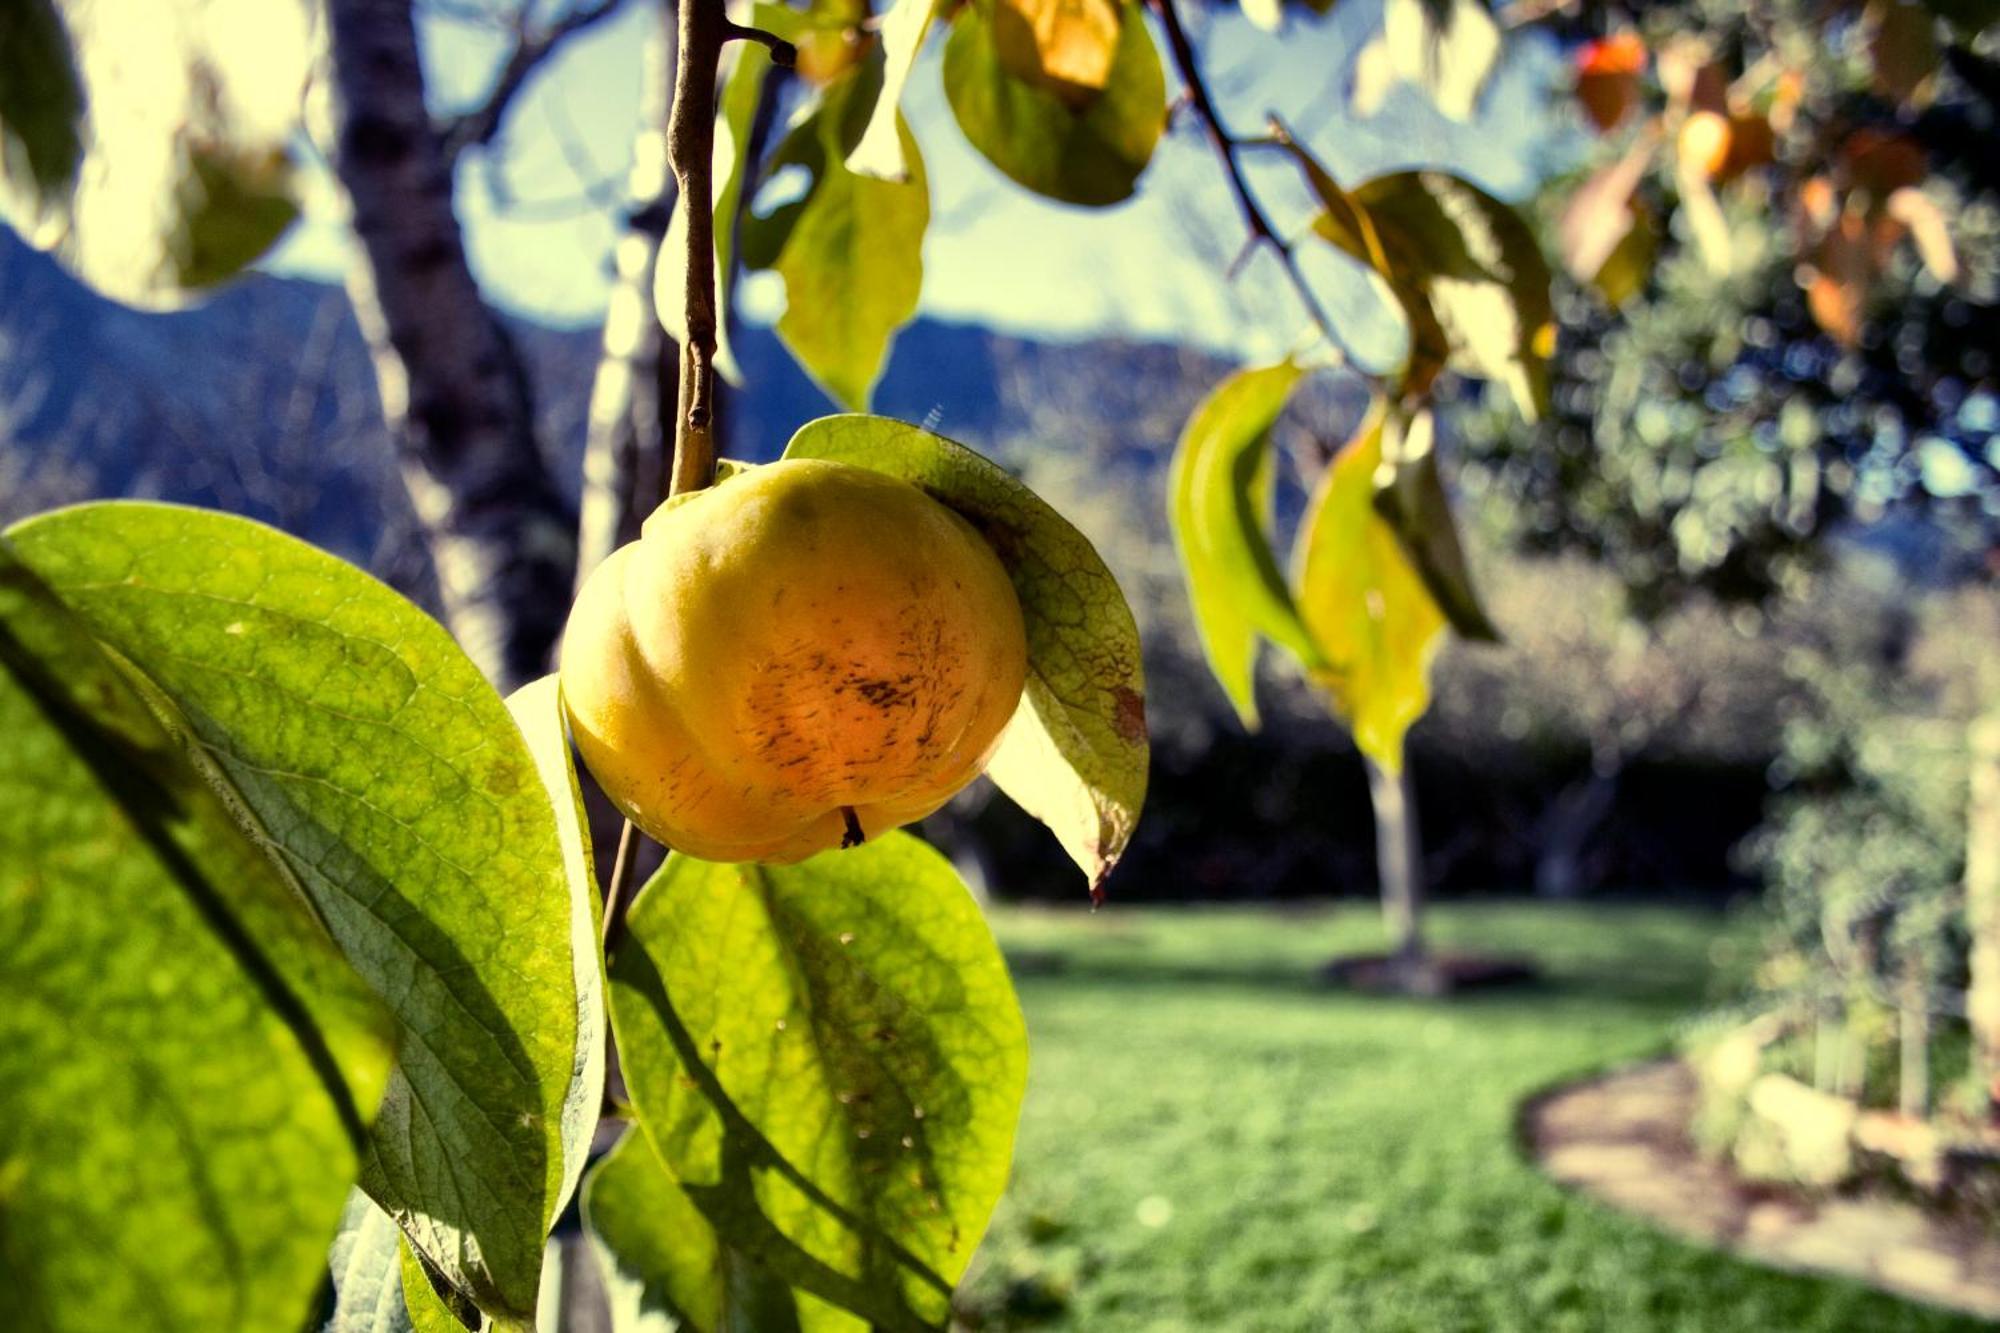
left=586, top=1128, right=862, bottom=1333
left=400, top=1235, right=490, bottom=1333
left=0, top=544, right=394, bottom=1333
left=739, top=59, right=928, bottom=411
left=1291, top=401, right=1448, bottom=771
left=1167, top=362, right=1325, bottom=729
left=1351, top=0, right=1501, bottom=122
left=0, top=0, right=308, bottom=307
left=942, top=0, right=1164, bottom=207
left=846, top=0, right=938, bottom=182
left=783, top=415, right=1148, bottom=897
left=1370, top=407, right=1499, bottom=642
left=606, top=834, right=1029, bottom=1331
left=505, top=675, right=608, bottom=1231
left=7, top=502, right=585, bottom=1321
left=326, top=1192, right=419, bottom=1333
left=1354, top=172, right=1554, bottom=418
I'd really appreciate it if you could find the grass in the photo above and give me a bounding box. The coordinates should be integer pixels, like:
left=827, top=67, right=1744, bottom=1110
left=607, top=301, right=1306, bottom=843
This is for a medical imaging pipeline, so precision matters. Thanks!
left=955, top=901, right=1988, bottom=1332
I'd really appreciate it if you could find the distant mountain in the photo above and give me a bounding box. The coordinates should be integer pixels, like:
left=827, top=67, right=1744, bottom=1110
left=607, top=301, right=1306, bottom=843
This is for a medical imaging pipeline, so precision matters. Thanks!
left=0, top=225, right=1250, bottom=578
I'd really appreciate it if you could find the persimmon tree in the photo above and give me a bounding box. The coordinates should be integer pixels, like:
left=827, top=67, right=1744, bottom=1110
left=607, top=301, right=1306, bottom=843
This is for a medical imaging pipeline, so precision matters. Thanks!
left=2, top=0, right=1994, bottom=1327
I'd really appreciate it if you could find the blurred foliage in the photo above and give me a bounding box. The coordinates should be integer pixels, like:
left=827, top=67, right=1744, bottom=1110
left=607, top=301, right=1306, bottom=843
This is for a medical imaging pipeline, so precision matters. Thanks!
left=1462, top=0, right=2000, bottom=615
left=1738, top=568, right=1999, bottom=1116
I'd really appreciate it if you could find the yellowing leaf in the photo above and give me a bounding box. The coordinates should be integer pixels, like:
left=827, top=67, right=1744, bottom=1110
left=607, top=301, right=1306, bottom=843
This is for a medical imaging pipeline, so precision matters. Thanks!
left=846, top=0, right=937, bottom=182
left=943, top=0, right=1163, bottom=207
left=1169, top=362, right=1325, bottom=729
left=1329, top=171, right=1555, bottom=419
left=1293, top=401, right=1447, bottom=772
left=993, top=0, right=1121, bottom=105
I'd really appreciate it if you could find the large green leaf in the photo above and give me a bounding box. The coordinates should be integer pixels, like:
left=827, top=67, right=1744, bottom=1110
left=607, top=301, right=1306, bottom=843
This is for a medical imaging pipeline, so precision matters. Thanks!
left=784, top=415, right=1147, bottom=897
left=606, top=835, right=1029, bottom=1331
left=942, top=0, right=1163, bottom=207
left=0, top=544, right=393, bottom=1333
left=0, top=0, right=308, bottom=307
left=1324, top=171, right=1555, bottom=419
left=586, top=1127, right=862, bottom=1333
left=1291, top=402, right=1448, bottom=771
left=739, top=58, right=928, bottom=411
left=8, top=502, right=585, bottom=1320
left=1168, top=362, right=1326, bottom=729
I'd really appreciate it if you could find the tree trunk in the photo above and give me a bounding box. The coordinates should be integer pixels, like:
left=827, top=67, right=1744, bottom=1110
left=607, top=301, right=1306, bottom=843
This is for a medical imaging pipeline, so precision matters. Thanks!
left=1968, top=711, right=2000, bottom=1117
left=1366, top=755, right=1426, bottom=970
left=574, top=4, right=679, bottom=586
left=1534, top=748, right=1621, bottom=899
left=322, top=0, right=576, bottom=691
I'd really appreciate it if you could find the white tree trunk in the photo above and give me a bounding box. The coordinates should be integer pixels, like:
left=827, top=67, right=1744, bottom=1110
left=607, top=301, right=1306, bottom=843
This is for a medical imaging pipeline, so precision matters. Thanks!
left=321, top=0, right=576, bottom=691
left=1366, top=755, right=1426, bottom=968
left=575, top=6, right=678, bottom=586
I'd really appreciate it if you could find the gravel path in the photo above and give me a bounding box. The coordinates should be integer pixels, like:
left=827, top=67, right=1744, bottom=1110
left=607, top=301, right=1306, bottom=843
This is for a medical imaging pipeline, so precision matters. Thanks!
left=1524, top=1060, right=2000, bottom=1322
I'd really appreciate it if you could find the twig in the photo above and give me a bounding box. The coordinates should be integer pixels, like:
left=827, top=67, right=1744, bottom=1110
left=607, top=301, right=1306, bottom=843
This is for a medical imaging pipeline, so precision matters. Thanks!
left=1144, top=0, right=1340, bottom=351
left=665, top=0, right=727, bottom=495
left=723, top=19, right=798, bottom=67
left=440, top=0, right=628, bottom=164
left=601, top=819, right=639, bottom=953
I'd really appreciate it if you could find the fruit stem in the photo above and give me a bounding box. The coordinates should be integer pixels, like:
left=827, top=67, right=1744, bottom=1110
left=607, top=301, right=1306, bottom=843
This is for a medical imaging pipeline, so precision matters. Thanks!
left=840, top=806, right=866, bottom=849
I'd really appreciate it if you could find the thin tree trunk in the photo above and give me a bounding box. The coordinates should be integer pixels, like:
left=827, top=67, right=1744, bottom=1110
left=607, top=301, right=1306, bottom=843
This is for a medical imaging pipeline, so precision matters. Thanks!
left=574, top=2, right=678, bottom=586
left=322, top=0, right=576, bottom=691
left=1968, top=711, right=2000, bottom=1117
left=1366, top=755, right=1426, bottom=973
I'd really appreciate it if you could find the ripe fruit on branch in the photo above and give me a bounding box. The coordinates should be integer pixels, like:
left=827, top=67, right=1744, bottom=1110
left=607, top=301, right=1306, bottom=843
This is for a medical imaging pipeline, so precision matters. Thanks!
left=561, top=459, right=1029, bottom=863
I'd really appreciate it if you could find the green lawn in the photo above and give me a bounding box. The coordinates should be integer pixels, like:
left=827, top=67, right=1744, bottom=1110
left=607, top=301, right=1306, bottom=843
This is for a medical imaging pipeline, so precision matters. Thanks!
left=957, top=902, right=1987, bottom=1332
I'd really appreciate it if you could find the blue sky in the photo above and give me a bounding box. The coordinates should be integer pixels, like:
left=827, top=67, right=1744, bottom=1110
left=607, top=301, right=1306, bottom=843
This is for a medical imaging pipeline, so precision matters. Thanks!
left=269, top=0, right=1564, bottom=364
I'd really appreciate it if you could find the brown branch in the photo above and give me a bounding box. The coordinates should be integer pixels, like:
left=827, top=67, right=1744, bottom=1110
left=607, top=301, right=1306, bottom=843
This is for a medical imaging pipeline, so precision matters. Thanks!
left=440, top=0, right=628, bottom=163
left=665, top=0, right=727, bottom=495
left=1144, top=0, right=1340, bottom=351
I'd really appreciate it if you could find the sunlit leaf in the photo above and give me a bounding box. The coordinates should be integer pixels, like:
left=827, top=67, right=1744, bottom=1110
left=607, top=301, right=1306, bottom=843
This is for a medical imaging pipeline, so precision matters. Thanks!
left=0, top=544, right=394, bottom=1333
left=325, top=1192, right=417, bottom=1333
left=606, top=835, right=1029, bottom=1332
left=1556, top=131, right=1658, bottom=304
left=1292, top=401, right=1448, bottom=772
left=1351, top=0, right=1501, bottom=121
left=1573, top=32, right=1646, bottom=134
left=9, top=503, right=585, bottom=1320
left=1169, top=362, right=1326, bottom=728
left=993, top=0, right=1121, bottom=104
left=741, top=58, right=928, bottom=410
left=1325, top=171, right=1555, bottom=418
left=784, top=415, right=1147, bottom=897
left=0, top=0, right=309, bottom=307
left=1371, top=407, right=1498, bottom=642
left=1886, top=185, right=1958, bottom=283
left=586, top=1128, right=862, bottom=1332
left=943, top=0, right=1163, bottom=207
left=505, top=675, right=608, bottom=1232
left=847, top=0, right=938, bottom=182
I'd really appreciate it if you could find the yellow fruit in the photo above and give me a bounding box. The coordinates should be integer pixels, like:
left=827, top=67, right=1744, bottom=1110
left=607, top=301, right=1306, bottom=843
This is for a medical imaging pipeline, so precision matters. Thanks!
left=561, top=459, right=1029, bottom=864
